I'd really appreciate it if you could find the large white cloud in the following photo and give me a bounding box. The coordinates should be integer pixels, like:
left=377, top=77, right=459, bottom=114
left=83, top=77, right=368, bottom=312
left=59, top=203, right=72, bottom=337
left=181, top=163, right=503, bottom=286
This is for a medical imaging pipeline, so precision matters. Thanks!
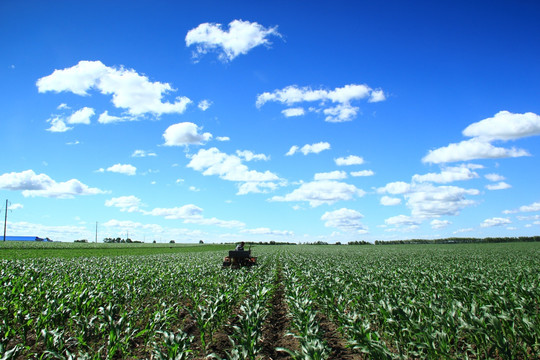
left=187, top=147, right=281, bottom=195
left=314, top=171, right=347, bottom=181
left=377, top=181, right=411, bottom=195
left=422, top=138, right=529, bottom=164
left=270, top=180, right=365, bottom=207
left=422, top=111, right=539, bottom=164
left=321, top=208, right=366, bottom=233
left=405, top=184, right=479, bottom=218
left=463, top=111, right=540, bottom=141
left=185, top=19, right=281, bottom=62
left=37, top=60, right=192, bottom=117
left=163, top=122, right=212, bottom=146
left=0, top=170, right=105, bottom=198
left=256, top=84, right=385, bottom=122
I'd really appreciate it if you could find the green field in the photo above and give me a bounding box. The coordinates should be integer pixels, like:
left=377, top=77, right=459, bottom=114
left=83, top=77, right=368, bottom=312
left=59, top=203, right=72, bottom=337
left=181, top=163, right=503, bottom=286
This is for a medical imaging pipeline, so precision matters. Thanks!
left=1, top=242, right=539, bottom=359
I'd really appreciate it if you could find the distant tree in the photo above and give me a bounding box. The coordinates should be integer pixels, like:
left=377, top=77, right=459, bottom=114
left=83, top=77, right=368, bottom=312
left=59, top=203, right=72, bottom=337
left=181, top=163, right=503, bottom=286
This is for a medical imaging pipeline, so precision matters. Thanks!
left=169, top=240, right=175, bottom=244
left=153, top=240, right=157, bottom=244
left=199, top=240, right=204, bottom=244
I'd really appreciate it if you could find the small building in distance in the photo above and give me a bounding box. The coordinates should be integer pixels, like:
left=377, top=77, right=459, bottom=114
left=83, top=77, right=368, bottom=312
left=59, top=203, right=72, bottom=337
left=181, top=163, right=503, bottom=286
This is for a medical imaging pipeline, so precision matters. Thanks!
left=3, top=236, right=52, bottom=242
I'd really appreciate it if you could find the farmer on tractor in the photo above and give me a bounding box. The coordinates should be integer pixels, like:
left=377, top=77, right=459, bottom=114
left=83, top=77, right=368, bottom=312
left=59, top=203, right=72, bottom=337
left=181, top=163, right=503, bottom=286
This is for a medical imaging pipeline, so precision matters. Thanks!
left=223, top=242, right=257, bottom=268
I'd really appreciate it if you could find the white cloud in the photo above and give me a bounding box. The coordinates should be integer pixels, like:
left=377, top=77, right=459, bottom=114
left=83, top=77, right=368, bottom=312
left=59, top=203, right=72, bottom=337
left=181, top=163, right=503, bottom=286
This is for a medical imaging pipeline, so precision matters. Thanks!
left=485, top=173, right=505, bottom=182
left=335, top=155, right=364, bottom=166
left=350, top=170, right=374, bottom=177
left=0, top=169, right=105, bottom=198
left=380, top=196, right=401, bottom=206
left=377, top=181, right=411, bottom=195
left=321, top=208, right=366, bottom=233
left=314, top=171, right=347, bottom=181
left=485, top=182, right=511, bottom=191
left=236, top=150, right=270, bottom=161
left=405, top=184, right=479, bottom=218
left=8, top=203, right=23, bottom=210
left=412, top=165, right=479, bottom=183
left=97, top=111, right=132, bottom=124
left=185, top=19, right=281, bottom=62
left=481, top=217, right=511, bottom=228
left=37, top=60, right=192, bottom=116
left=256, top=84, right=385, bottom=122
left=105, top=196, right=142, bottom=212
left=509, top=201, right=540, bottom=213
left=46, top=115, right=71, bottom=132
left=282, top=107, right=305, bottom=117
left=463, top=111, right=540, bottom=141
left=104, top=164, right=136, bottom=176
left=68, top=107, right=94, bottom=124
left=187, top=147, right=281, bottom=195
left=198, top=99, right=212, bottom=111
left=163, top=122, right=212, bottom=146
left=132, top=150, right=157, bottom=157
left=422, top=138, right=529, bottom=164
left=216, top=136, right=230, bottom=142
left=286, top=142, right=331, bottom=156
left=431, top=219, right=451, bottom=229
left=270, top=180, right=365, bottom=207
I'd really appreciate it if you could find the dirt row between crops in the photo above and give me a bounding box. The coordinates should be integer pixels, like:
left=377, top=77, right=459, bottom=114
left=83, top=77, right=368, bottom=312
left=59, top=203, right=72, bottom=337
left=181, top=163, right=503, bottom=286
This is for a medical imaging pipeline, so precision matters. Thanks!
left=192, top=263, right=362, bottom=360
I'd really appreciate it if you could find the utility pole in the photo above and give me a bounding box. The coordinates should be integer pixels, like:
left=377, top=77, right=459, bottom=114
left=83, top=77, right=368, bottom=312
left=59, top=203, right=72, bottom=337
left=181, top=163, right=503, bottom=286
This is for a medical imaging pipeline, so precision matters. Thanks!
left=95, top=221, right=98, bottom=243
left=3, top=199, right=8, bottom=241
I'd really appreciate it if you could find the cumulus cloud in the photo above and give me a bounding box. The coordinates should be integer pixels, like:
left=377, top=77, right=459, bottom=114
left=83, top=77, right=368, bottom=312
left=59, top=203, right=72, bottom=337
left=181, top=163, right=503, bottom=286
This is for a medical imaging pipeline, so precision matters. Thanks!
left=463, top=111, right=540, bottom=141
left=405, top=184, right=479, bottom=218
left=198, top=99, right=212, bottom=111
left=314, top=171, right=347, bottom=181
left=335, top=155, right=364, bottom=166
left=422, top=111, right=540, bottom=164
left=185, top=19, right=281, bottom=62
left=257, top=84, right=385, bottom=122
left=485, top=182, right=511, bottom=191
left=350, top=170, right=374, bottom=177
left=286, top=142, right=330, bottom=156
left=422, top=138, right=529, bottom=164
left=37, top=60, right=192, bottom=117
left=0, top=169, right=105, bottom=198
left=236, top=150, right=270, bottom=161
left=412, top=165, right=479, bottom=183
left=480, top=217, right=511, bottom=228
left=187, top=147, right=281, bottom=195
left=377, top=181, right=411, bottom=195
left=504, top=201, right=540, bottom=214
left=385, top=215, right=420, bottom=227
left=100, top=164, right=137, bottom=176
left=163, top=122, right=212, bottom=146
left=97, top=111, right=132, bottom=124
left=321, top=208, right=366, bottom=233
left=105, top=196, right=142, bottom=212
left=270, top=180, right=365, bottom=207
left=146, top=205, right=203, bottom=219
left=216, top=136, right=230, bottom=142
left=485, top=173, right=505, bottom=182
left=282, top=107, right=305, bottom=117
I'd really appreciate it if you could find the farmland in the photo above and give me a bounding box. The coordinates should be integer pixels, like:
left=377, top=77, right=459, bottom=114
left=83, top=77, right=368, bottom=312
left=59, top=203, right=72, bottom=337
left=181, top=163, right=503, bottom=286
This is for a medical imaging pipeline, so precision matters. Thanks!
left=1, top=242, right=539, bottom=359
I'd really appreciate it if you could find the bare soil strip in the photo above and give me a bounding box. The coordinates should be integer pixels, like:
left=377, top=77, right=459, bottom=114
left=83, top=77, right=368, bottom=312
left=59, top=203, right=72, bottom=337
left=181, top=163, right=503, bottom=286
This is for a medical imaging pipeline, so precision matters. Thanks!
left=316, top=313, right=364, bottom=360
left=259, top=266, right=299, bottom=360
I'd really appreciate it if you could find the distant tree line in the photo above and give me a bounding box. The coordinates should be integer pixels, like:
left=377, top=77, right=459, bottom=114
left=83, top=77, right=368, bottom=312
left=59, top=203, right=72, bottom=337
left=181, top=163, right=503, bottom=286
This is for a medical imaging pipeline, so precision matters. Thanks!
left=373, top=236, right=540, bottom=245
left=103, top=237, right=143, bottom=243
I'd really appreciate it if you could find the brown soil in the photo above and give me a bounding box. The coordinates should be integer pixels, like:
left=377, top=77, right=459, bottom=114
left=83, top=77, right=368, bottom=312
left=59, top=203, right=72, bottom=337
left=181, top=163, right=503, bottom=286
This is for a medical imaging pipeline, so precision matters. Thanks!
left=317, top=313, right=363, bottom=360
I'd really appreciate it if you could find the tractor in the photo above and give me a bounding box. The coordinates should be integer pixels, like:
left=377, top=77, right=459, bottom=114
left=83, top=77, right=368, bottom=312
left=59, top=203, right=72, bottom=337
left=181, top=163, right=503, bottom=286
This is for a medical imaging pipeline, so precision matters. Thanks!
left=223, top=248, right=257, bottom=268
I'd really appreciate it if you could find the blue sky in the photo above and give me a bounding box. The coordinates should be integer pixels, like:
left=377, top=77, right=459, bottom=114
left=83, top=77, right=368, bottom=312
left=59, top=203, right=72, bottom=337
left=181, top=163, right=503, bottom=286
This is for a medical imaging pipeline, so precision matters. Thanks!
left=1, top=0, right=540, bottom=243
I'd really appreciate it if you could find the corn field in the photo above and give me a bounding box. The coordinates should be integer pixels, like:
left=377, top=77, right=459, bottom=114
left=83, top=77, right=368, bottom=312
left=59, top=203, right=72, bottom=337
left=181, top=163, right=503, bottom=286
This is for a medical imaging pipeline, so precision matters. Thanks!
left=0, top=243, right=539, bottom=359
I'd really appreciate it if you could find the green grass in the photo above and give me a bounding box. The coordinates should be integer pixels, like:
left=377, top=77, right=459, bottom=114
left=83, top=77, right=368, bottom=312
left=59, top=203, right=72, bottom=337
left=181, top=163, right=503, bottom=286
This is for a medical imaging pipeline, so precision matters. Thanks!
left=0, top=241, right=232, bottom=259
